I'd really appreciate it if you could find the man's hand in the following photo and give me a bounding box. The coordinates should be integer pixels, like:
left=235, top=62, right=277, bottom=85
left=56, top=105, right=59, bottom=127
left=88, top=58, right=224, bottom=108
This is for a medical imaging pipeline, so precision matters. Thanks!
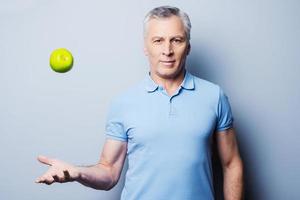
left=35, top=139, right=127, bottom=190
left=35, top=155, right=80, bottom=185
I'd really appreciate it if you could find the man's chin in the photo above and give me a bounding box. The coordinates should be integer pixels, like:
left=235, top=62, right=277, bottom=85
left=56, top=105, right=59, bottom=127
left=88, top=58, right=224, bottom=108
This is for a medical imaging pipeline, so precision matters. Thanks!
left=156, top=69, right=184, bottom=80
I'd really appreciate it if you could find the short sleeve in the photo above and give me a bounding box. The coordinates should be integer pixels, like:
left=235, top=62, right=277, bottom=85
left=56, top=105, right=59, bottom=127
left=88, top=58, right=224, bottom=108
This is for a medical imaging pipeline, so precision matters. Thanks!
left=215, top=87, right=234, bottom=132
left=105, top=99, right=128, bottom=142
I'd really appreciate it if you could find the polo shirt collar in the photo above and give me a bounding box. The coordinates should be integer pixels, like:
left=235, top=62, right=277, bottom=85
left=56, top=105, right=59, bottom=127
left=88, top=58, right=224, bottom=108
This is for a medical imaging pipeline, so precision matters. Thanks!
left=180, top=70, right=195, bottom=90
left=145, top=72, right=159, bottom=92
left=145, top=70, right=195, bottom=92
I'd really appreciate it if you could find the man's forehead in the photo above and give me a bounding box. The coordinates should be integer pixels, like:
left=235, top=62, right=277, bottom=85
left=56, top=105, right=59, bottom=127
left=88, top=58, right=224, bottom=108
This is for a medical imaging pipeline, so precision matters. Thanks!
left=150, top=35, right=185, bottom=39
left=146, top=16, right=186, bottom=37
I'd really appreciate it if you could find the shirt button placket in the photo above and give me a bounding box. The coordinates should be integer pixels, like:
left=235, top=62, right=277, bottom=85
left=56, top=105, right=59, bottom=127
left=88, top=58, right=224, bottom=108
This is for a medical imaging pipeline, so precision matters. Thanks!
left=169, top=88, right=182, bottom=117
left=169, top=95, right=178, bottom=116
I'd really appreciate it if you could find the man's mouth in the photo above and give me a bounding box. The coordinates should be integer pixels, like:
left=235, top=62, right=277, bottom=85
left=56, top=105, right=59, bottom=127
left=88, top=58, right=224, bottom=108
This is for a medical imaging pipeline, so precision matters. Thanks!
left=160, top=60, right=176, bottom=66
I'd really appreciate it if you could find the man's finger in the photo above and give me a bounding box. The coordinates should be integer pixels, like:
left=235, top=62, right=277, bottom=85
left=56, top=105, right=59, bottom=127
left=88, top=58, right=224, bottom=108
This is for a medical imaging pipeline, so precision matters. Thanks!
left=63, top=170, right=71, bottom=181
left=37, top=155, right=53, bottom=166
left=35, top=176, right=46, bottom=183
left=52, top=175, right=60, bottom=183
left=45, top=175, right=55, bottom=185
left=35, top=177, right=42, bottom=183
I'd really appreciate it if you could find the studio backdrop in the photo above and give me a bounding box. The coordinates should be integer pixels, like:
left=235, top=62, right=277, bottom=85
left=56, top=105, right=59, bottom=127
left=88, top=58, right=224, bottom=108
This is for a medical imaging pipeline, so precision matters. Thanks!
left=0, top=0, right=299, bottom=199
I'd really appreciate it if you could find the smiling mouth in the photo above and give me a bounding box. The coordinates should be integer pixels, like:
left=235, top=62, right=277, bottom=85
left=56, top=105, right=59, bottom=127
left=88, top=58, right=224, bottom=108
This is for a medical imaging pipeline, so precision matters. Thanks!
left=160, top=60, right=176, bottom=66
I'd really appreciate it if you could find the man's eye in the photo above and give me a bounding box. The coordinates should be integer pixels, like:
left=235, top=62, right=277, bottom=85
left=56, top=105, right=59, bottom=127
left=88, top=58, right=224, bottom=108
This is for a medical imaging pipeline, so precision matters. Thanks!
left=153, top=39, right=162, bottom=43
left=173, top=39, right=183, bottom=44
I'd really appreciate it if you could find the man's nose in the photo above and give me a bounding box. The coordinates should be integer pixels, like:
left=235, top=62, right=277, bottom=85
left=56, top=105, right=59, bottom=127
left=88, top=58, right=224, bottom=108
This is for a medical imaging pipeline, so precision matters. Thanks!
left=162, top=42, right=174, bottom=56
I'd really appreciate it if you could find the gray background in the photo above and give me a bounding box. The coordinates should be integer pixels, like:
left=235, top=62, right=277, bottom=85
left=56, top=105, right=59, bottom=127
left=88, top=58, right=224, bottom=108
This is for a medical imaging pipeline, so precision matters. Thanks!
left=0, top=0, right=299, bottom=199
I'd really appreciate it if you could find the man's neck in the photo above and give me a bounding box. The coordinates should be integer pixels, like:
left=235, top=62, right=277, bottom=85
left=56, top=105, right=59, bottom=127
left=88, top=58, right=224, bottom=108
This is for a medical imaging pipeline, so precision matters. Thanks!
left=150, top=68, right=186, bottom=96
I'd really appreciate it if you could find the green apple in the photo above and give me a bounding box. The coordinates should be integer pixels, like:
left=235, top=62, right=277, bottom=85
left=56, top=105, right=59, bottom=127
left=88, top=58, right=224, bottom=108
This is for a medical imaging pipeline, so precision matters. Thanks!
left=50, top=48, right=73, bottom=73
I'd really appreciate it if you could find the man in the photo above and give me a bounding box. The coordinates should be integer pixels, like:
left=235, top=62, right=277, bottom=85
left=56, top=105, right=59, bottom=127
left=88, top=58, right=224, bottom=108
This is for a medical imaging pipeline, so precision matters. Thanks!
left=36, top=6, right=244, bottom=200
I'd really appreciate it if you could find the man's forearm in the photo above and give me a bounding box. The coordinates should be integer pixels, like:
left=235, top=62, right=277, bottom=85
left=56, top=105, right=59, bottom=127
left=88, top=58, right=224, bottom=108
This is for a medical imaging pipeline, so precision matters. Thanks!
left=223, top=159, right=244, bottom=200
left=76, top=163, right=114, bottom=191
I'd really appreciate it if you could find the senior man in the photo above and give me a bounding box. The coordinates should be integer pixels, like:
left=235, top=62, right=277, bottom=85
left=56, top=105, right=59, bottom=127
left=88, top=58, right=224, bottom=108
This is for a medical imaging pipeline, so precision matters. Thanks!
left=36, top=6, right=244, bottom=200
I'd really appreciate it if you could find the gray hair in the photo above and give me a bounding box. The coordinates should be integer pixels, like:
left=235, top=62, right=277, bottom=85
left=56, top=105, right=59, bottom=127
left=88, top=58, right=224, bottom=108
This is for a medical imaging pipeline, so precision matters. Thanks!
left=143, top=6, right=192, bottom=41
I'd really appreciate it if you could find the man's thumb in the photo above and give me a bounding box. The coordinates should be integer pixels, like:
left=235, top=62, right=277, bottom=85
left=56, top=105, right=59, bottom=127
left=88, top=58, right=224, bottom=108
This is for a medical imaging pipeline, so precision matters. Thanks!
left=37, top=155, right=53, bottom=166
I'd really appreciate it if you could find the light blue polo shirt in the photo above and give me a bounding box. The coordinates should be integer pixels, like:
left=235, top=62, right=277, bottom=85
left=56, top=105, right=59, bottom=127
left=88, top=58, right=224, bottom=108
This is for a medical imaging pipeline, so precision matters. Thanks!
left=105, top=70, right=234, bottom=200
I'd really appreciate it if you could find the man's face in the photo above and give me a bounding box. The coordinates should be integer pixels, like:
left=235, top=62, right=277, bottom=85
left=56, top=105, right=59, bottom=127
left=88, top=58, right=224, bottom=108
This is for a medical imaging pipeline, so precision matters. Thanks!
left=144, top=16, right=190, bottom=80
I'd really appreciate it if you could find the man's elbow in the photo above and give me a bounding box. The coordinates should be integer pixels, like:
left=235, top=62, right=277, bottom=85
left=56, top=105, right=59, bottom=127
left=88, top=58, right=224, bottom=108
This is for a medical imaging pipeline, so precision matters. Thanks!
left=103, top=180, right=117, bottom=191
left=93, top=178, right=116, bottom=191
left=103, top=170, right=119, bottom=191
left=224, top=156, right=243, bottom=171
left=103, top=185, right=113, bottom=191
left=92, top=165, right=118, bottom=191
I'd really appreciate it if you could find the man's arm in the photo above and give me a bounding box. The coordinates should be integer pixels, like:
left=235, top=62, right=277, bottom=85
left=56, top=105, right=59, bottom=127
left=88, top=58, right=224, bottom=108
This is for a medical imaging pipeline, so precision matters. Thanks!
left=215, top=127, right=244, bottom=200
left=35, top=139, right=127, bottom=191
